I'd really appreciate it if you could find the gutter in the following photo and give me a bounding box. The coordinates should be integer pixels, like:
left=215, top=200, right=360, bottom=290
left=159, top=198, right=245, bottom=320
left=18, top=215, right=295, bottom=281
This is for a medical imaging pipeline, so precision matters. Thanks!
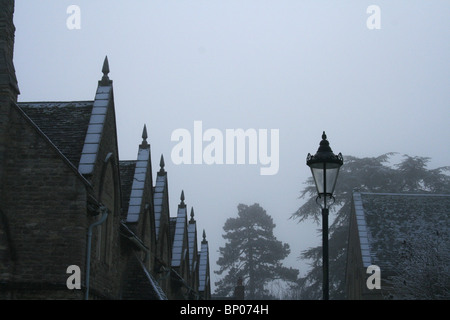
left=85, top=206, right=108, bottom=300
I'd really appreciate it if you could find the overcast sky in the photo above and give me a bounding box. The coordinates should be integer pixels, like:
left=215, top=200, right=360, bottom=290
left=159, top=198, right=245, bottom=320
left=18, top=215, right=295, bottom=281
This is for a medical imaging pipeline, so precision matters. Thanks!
left=12, top=1, right=450, bottom=292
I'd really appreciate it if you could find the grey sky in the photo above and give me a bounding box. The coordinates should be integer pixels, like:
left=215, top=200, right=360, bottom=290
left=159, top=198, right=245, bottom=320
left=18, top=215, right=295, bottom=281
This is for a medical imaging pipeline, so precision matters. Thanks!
left=13, top=1, right=450, bottom=292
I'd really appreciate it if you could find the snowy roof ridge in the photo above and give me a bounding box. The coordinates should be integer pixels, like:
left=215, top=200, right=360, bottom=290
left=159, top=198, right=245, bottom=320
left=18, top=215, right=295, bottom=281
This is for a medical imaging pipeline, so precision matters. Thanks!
left=353, top=191, right=374, bottom=268
left=359, top=192, right=450, bottom=197
left=17, top=101, right=94, bottom=108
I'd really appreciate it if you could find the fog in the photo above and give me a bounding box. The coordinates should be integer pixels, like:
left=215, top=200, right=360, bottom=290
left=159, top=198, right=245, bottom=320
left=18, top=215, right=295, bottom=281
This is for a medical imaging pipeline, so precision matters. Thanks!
left=13, top=1, right=450, bottom=292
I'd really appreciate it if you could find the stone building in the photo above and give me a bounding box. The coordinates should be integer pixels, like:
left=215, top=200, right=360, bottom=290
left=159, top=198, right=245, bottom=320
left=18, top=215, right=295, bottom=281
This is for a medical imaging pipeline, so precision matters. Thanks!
left=0, top=0, right=210, bottom=300
left=345, top=191, right=450, bottom=300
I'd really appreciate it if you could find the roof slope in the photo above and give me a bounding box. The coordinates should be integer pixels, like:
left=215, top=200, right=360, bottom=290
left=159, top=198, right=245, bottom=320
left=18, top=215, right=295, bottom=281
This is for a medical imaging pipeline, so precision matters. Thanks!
left=354, top=192, right=450, bottom=272
left=119, top=160, right=136, bottom=219
left=18, top=101, right=93, bottom=168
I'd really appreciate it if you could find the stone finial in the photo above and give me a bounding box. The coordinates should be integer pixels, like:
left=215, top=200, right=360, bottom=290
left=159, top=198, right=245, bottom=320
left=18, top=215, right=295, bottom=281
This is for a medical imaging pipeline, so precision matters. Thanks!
left=100, top=56, right=112, bottom=85
left=202, top=229, right=208, bottom=244
left=180, top=190, right=185, bottom=204
left=190, top=207, right=195, bottom=222
left=140, top=124, right=149, bottom=147
left=142, top=124, right=148, bottom=141
left=102, top=56, right=109, bottom=76
left=159, top=154, right=165, bottom=172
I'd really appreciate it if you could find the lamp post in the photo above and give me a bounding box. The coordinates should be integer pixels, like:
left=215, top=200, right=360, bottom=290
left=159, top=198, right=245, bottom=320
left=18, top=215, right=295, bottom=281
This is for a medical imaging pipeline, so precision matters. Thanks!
left=306, top=131, right=343, bottom=300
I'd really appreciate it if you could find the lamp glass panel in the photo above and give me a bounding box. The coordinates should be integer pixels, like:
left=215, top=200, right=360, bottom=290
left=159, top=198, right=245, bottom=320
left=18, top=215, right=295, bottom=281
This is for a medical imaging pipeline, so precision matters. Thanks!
left=310, top=163, right=341, bottom=196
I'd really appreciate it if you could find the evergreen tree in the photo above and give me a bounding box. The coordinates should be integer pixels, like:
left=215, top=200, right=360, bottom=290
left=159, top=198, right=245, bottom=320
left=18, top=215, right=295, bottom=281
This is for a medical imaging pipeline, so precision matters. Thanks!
left=215, top=203, right=298, bottom=299
left=292, top=153, right=450, bottom=299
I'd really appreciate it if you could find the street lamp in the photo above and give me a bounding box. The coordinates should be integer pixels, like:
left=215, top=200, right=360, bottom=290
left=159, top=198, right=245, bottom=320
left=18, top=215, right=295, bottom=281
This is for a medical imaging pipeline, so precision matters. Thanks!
left=306, top=131, right=343, bottom=300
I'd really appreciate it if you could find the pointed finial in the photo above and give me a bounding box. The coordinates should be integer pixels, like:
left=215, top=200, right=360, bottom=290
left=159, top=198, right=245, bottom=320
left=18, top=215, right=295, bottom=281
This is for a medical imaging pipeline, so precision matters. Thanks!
left=140, top=124, right=149, bottom=147
left=190, top=207, right=195, bottom=222
left=160, top=154, right=165, bottom=170
left=202, top=229, right=207, bottom=244
left=100, top=56, right=112, bottom=85
left=142, top=124, right=148, bottom=141
left=180, top=190, right=185, bottom=204
left=102, top=56, right=110, bottom=76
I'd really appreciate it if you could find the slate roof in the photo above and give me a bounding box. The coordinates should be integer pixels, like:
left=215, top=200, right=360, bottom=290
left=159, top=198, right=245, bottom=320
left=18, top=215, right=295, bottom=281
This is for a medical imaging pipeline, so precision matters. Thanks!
left=123, top=126, right=151, bottom=223
left=172, top=193, right=188, bottom=268
left=78, top=85, right=112, bottom=175
left=119, top=160, right=137, bottom=219
left=198, top=232, right=210, bottom=293
left=18, top=101, right=93, bottom=168
left=154, top=156, right=168, bottom=240
left=353, top=192, right=450, bottom=273
left=169, top=217, right=177, bottom=245
left=78, top=57, right=114, bottom=175
left=188, top=209, right=198, bottom=273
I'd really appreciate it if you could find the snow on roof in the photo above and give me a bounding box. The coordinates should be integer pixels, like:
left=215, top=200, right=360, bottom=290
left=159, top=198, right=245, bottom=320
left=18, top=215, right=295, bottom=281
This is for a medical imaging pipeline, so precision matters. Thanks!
left=354, top=192, right=450, bottom=272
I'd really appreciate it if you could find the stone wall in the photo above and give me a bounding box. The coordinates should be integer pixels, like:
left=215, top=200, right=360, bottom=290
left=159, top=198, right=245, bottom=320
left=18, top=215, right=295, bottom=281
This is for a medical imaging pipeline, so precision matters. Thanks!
left=0, top=106, right=89, bottom=299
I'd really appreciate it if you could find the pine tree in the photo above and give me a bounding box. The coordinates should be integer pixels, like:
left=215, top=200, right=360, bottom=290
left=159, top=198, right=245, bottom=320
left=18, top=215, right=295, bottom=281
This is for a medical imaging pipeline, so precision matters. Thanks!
left=214, top=203, right=298, bottom=299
